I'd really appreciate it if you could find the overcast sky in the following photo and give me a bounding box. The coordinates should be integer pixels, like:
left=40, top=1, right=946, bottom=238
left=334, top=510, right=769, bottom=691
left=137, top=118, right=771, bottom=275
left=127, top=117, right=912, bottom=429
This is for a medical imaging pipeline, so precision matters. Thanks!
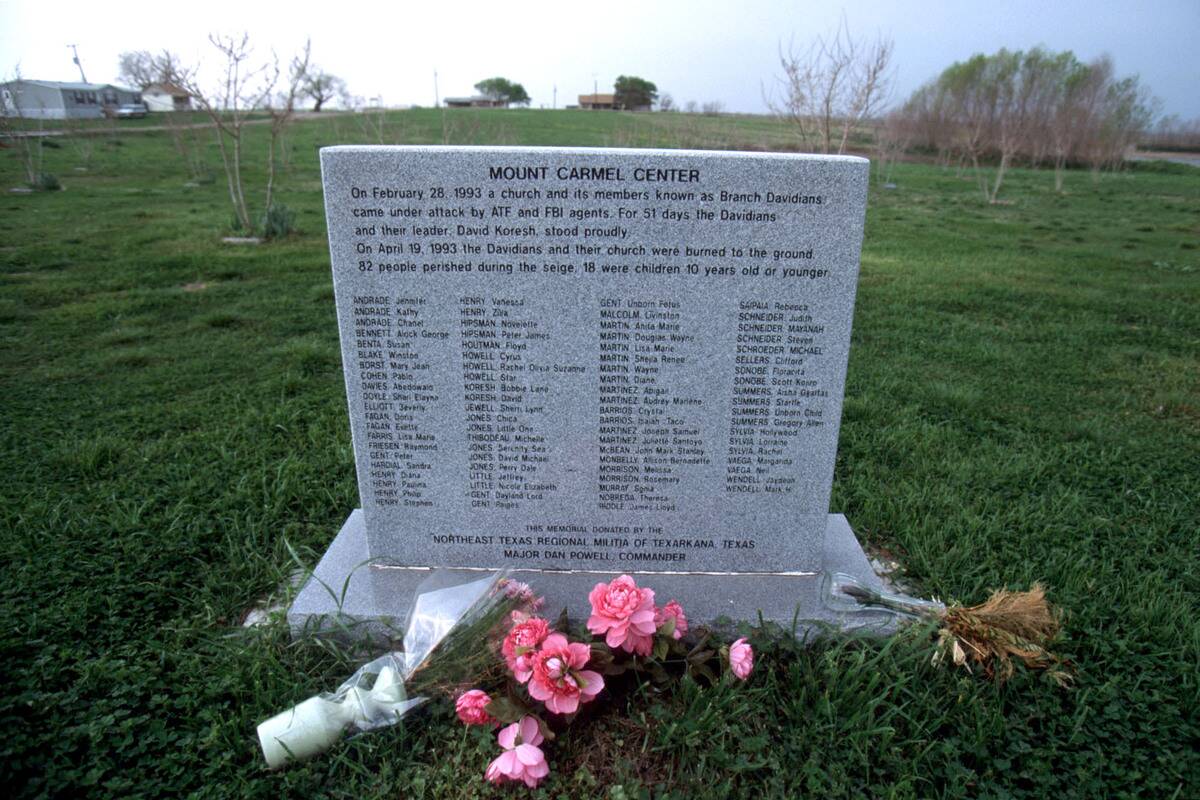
left=1, top=0, right=1197, bottom=119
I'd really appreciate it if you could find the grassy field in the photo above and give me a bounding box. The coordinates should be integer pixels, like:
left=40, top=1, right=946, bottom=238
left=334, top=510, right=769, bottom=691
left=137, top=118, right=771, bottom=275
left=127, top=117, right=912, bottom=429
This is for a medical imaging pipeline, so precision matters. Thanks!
left=1, top=109, right=1197, bottom=798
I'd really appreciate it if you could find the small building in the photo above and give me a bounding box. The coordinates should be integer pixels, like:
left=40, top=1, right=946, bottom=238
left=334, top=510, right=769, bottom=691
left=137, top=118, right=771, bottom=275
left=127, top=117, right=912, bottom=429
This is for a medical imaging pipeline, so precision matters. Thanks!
left=443, top=95, right=507, bottom=108
left=578, top=93, right=616, bottom=110
left=142, top=82, right=192, bottom=113
left=0, top=80, right=141, bottom=119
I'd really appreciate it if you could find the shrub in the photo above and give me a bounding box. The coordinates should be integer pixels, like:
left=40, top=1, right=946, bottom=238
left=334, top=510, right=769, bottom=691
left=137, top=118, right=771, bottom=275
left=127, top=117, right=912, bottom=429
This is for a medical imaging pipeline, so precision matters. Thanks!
left=34, top=173, right=62, bottom=191
left=261, top=204, right=296, bottom=241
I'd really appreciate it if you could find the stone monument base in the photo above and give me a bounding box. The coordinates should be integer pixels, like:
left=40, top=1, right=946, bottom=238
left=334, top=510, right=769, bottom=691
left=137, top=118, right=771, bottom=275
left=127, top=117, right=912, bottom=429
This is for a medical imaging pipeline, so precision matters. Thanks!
left=288, top=511, right=894, bottom=639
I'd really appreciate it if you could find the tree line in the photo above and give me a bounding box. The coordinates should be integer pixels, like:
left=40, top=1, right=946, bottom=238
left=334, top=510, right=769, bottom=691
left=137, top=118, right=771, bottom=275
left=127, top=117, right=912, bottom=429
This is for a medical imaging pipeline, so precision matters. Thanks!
left=764, top=24, right=1174, bottom=201
left=883, top=48, right=1156, bottom=199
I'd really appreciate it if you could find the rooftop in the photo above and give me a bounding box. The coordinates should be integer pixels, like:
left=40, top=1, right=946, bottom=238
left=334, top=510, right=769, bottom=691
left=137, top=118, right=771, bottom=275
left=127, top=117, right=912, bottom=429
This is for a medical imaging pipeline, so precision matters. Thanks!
left=12, top=79, right=138, bottom=92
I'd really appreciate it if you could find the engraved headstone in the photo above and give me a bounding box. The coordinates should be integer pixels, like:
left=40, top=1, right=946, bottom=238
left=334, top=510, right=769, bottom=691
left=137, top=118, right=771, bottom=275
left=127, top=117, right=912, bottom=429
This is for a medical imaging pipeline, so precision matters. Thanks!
left=290, top=146, right=889, bottom=633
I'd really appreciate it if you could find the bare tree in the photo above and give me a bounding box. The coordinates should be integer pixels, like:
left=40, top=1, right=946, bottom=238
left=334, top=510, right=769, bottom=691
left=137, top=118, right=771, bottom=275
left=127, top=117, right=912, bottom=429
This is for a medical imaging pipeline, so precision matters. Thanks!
left=184, top=33, right=279, bottom=233
left=837, top=33, right=894, bottom=154
left=264, top=40, right=310, bottom=212
left=165, top=102, right=210, bottom=182
left=1144, top=114, right=1200, bottom=151
left=301, top=68, right=346, bottom=111
left=61, top=112, right=97, bottom=169
left=770, top=21, right=894, bottom=154
left=354, top=95, right=389, bottom=144
left=873, top=110, right=912, bottom=185
left=2, top=65, right=49, bottom=187
left=117, top=50, right=186, bottom=88
left=116, top=50, right=209, bottom=179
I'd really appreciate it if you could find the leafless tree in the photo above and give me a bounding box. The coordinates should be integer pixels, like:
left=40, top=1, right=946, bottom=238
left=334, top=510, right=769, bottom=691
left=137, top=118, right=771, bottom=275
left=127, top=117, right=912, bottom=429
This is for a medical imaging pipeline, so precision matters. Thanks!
left=873, top=111, right=913, bottom=185
left=61, top=113, right=96, bottom=169
left=2, top=65, right=48, bottom=186
left=117, top=50, right=186, bottom=88
left=184, top=33, right=281, bottom=233
left=301, top=68, right=347, bottom=112
left=1144, top=114, right=1200, bottom=151
left=770, top=21, right=895, bottom=154
left=360, top=97, right=389, bottom=144
left=165, top=105, right=210, bottom=182
left=264, top=40, right=310, bottom=210
left=837, top=33, right=894, bottom=154
left=658, top=93, right=676, bottom=112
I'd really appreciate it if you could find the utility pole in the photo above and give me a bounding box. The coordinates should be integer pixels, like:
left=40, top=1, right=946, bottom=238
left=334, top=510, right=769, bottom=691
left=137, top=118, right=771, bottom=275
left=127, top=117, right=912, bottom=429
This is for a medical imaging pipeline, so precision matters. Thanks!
left=433, top=69, right=440, bottom=108
left=67, top=44, right=87, bottom=83
left=553, top=84, right=557, bottom=110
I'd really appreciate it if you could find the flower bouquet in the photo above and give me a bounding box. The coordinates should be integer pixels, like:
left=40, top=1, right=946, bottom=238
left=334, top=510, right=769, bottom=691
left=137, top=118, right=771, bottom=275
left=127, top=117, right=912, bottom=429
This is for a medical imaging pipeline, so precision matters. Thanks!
left=453, top=574, right=755, bottom=789
left=256, top=570, right=531, bottom=768
left=257, top=571, right=754, bottom=783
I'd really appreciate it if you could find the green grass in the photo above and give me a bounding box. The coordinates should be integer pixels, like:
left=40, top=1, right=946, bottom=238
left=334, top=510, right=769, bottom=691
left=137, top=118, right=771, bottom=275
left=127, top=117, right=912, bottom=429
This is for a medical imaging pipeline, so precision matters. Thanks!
left=1, top=109, right=1198, bottom=798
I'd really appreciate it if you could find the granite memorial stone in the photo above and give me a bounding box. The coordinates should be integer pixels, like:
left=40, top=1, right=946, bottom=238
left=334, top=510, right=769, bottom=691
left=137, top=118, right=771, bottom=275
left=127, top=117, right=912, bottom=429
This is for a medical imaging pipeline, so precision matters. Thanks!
left=290, top=145, right=889, bottom=633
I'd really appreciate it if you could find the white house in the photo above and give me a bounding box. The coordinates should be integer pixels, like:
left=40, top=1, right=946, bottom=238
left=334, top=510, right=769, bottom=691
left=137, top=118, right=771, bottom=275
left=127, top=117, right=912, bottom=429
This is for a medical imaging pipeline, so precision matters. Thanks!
left=142, top=83, right=192, bottom=112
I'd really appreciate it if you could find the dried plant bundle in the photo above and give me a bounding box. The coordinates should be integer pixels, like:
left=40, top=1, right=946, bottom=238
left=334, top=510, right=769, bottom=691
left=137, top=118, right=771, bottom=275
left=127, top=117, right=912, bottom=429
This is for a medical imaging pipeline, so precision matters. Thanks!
left=938, top=583, right=1070, bottom=684
left=826, top=573, right=1071, bottom=684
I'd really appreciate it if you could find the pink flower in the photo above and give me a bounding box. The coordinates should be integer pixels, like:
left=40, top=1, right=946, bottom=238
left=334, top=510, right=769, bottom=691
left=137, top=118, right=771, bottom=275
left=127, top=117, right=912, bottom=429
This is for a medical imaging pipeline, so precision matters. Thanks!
left=654, top=600, right=688, bottom=640
left=587, top=575, right=657, bottom=655
left=501, top=579, right=534, bottom=600
left=729, top=637, right=754, bottom=680
left=502, top=616, right=551, bottom=683
left=455, top=689, right=496, bottom=726
left=500, top=579, right=545, bottom=610
left=527, top=633, right=605, bottom=715
left=484, top=716, right=550, bottom=788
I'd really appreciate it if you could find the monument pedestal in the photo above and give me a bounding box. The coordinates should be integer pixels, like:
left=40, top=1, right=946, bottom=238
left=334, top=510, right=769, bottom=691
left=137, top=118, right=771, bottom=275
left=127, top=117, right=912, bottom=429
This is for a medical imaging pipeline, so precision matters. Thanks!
left=288, top=511, right=894, bottom=638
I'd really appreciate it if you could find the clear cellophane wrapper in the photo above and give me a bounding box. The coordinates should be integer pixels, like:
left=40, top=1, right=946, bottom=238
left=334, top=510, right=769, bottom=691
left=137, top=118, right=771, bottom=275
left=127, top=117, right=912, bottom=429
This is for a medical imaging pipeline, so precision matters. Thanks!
left=258, top=570, right=515, bottom=768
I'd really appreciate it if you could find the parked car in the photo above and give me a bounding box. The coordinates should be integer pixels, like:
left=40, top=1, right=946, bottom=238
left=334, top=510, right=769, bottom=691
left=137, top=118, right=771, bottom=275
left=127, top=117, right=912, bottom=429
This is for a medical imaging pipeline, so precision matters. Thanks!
left=114, top=103, right=148, bottom=119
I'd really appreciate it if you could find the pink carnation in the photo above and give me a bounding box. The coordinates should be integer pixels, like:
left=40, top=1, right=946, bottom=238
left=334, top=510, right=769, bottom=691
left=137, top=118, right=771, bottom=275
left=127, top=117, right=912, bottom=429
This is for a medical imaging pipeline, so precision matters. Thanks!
left=587, top=574, right=657, bottom=655
left=455, top=689, right=496, bottom=726
left=502, top=616, right=551, bottom=683
left=654, top=600, right=688, bottom=640
left=729, top=637, right=754, bottom=680
left=485, top=716, right=549, bottom=788
left=527, top=633, right=605, bottom=715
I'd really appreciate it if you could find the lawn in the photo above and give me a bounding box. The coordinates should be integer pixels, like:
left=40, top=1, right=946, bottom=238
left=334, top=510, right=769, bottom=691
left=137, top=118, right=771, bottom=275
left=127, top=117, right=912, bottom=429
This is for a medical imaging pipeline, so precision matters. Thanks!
left=1, top=109, right=1197, bottom=799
